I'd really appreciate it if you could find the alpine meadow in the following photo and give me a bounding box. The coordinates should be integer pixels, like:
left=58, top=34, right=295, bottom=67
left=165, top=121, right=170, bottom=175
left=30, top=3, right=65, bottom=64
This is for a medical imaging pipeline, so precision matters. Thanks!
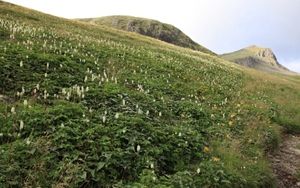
left=0, top=1, right=300, bottom=187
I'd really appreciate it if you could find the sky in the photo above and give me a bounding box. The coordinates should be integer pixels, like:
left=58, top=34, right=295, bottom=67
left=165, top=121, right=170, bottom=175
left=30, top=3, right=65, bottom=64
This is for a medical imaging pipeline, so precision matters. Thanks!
left=3, top=0, right=300, bottom=73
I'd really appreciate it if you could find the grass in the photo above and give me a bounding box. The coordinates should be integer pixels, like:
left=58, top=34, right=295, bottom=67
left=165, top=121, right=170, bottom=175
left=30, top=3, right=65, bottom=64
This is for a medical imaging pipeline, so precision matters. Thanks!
left=79, top=15, right=215, bottom=55
left=0, top=1, right=299, bottom=187
left=221, top=45, right=292, bottom=74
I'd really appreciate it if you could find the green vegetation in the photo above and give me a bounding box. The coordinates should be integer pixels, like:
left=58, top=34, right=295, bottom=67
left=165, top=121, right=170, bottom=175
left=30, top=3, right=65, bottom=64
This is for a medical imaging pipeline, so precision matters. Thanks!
left=0, top=1, right=299, bottom=187
left=221, top=45, right=292, bottom=74
left=79, top=16, right=215, bottom=55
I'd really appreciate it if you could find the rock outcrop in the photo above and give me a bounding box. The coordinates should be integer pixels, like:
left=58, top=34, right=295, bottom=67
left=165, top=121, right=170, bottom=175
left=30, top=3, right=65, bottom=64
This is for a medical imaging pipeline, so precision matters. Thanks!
left=221, top=45, right=291, bottom=74
left=78, top=16, right=215, bottom=55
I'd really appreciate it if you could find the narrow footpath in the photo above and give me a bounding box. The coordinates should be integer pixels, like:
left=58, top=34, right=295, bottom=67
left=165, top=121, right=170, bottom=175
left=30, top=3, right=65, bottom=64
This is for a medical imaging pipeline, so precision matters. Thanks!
left=269, top=134, right=300, bottom=188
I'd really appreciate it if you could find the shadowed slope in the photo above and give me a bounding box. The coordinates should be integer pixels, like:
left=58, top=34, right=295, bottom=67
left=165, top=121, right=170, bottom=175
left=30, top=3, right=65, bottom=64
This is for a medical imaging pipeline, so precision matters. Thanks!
left=78, top=15, right=215, bottom=55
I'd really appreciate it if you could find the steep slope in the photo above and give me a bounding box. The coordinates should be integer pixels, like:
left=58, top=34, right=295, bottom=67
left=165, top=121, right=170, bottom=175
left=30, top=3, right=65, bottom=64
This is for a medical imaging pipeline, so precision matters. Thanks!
left=0, top=1, right=300, bottom=187
left=221, top=45, right=292, bottom=74
left=79, top=16, right=215, bottom=55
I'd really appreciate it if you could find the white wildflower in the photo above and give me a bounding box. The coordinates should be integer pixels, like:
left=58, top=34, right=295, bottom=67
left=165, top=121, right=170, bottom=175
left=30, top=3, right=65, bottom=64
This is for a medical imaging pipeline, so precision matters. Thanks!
left=26, top=138, right=31, bottom=145
left=102, top=115, right=106, bottom=123
left=23, top=100, right=28, bottom=106
left=150, top=163, right=154, bottom=169
left=136, top=145, right=141, bottom=152
left=197, top=168, right=201, bottom=174
left=11, top=107, right=16, bottom=114
left=115, top=113, right=120, bottom=119
left=22, top=87, right=25, bottom=94
left=20, top=61, right=23, bottom=67
left=159, top=112, right=162, bottom=117
left=66, top=92, right=71, bottom=100
left=19, top=120, right=24, bottom=130
left=138, top=108, right=143, bottom=114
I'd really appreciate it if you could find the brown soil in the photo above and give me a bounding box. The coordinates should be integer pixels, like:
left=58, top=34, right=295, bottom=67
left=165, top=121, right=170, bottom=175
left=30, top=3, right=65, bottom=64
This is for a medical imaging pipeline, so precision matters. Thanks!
left=269, top=134, right=300, bottom=188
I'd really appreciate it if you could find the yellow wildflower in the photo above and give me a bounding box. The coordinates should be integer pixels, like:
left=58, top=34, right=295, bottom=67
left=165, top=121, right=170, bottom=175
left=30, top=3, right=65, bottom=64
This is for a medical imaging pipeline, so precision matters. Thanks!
left=212, top=157, right=220, bottom=162
left=203, top=146, right=210, bottom=153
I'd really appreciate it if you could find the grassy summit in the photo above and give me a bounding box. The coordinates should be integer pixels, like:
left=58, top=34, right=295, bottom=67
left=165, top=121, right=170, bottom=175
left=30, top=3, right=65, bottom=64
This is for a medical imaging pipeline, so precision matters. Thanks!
left=0, top=1, right=300, bottom=187
left=79, top=15, right=215, bottom=55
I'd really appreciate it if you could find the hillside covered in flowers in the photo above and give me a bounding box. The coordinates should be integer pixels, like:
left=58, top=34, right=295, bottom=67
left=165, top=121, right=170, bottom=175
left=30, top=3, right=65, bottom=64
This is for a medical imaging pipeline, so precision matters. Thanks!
left=0, top=1, right=299, bottom=187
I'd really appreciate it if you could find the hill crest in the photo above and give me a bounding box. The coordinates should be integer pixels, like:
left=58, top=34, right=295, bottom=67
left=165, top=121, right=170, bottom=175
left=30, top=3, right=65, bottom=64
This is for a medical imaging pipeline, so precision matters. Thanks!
left=78, top=15, right=215, bottom=55
left=221, top=45, right=291, bottom=74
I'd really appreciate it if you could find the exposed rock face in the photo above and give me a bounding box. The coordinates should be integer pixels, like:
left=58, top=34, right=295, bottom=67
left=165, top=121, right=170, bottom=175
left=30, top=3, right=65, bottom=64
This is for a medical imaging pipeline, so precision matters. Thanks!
left=78, top=16, right=215, bottom=55
left=221, top=45, right=291, bottom=74
left=246, top=45, right=287, bottom=70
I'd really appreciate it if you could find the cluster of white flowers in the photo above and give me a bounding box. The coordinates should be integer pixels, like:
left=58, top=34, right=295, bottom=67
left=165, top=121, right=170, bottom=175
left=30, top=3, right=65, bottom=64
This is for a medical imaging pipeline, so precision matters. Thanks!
left=102, top=115, right=106, bottom=123
left=23, top=99, right=28, bottom=106
left=136, top=145, right=141, bottom=152
left=11, top=107, right=16, bottom=114
left=16, top=86, right=26, bottom=97
left=43, top=90, right=49, bottom=99
left=19, top=120, right=24, bottom=130
left=114, top=113, right=120, bottom=119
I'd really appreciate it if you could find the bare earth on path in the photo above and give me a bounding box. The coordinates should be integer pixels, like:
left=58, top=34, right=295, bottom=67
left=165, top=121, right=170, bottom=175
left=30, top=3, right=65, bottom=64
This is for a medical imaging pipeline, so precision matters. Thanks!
left=269, top=134, right=300, bottom=188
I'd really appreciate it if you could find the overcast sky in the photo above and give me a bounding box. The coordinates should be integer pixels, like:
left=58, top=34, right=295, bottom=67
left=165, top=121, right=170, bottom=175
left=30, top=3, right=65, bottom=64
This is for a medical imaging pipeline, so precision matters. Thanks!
left=4, top=0, right=300, bottom=72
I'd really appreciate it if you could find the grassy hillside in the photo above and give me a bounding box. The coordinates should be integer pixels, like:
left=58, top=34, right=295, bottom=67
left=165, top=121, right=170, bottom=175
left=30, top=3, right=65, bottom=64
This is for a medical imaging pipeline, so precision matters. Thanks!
left=221, top=45, right=293, bottom=74
left=0, top=1, right=299, bottom=187
left=79, top=16, right=215, bottom=55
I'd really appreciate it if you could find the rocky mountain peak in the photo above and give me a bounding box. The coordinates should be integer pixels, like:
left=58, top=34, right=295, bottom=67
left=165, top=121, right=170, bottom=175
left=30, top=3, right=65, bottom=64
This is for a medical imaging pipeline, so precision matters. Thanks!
left=221, top=45, right=291, bottom=73
left=246, top=45, right=279, bottom=67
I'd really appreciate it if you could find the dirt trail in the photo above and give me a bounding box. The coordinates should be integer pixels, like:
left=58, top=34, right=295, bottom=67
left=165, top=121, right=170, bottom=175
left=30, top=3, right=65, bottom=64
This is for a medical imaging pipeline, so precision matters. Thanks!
left=269, top=134, right=300, bottom=188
